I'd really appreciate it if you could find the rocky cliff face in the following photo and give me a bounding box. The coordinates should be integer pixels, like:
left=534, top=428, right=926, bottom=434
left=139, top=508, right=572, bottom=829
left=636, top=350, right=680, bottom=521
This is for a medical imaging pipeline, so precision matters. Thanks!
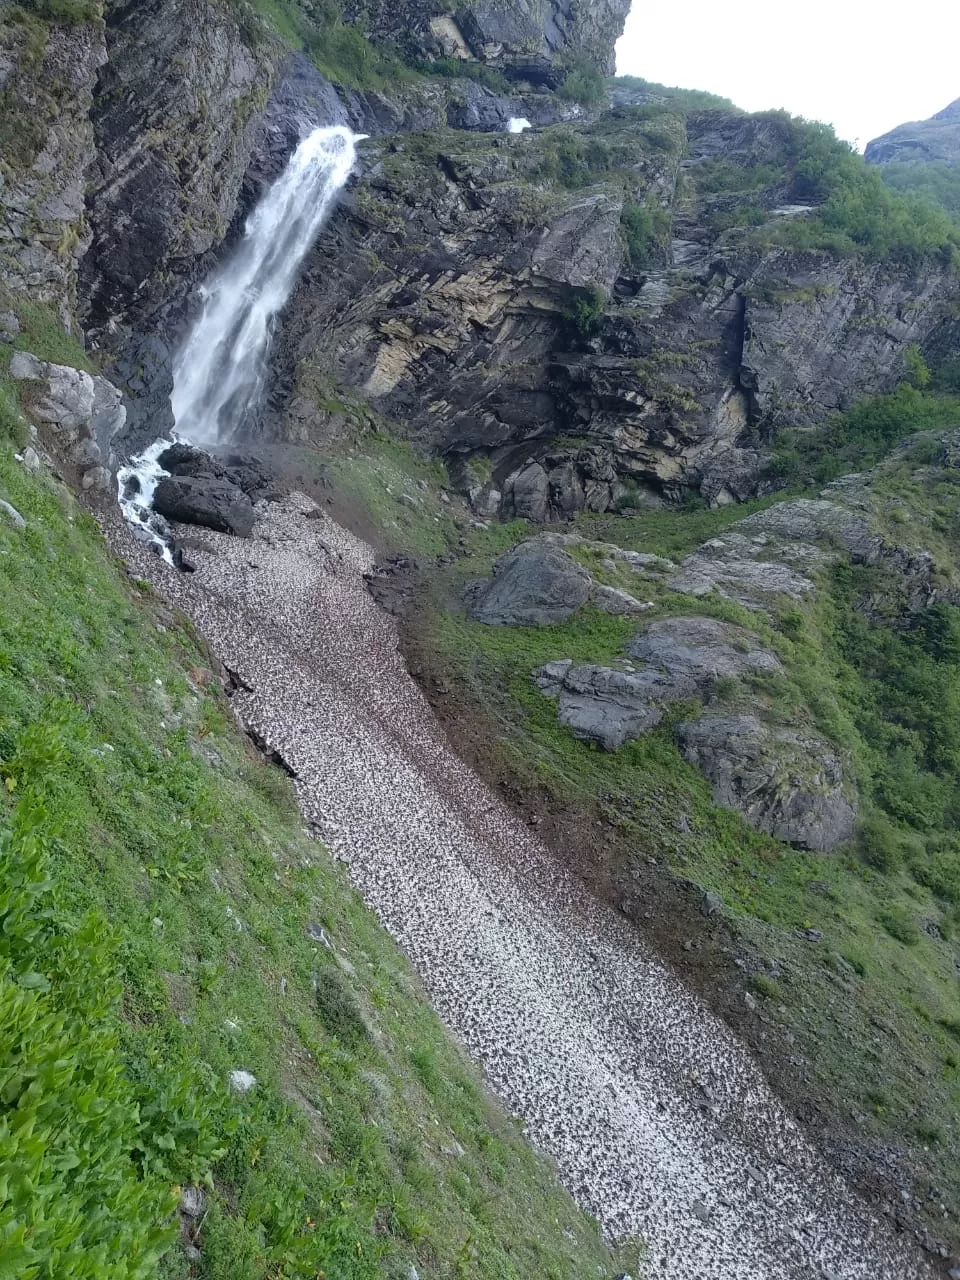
left=269, top=107, right=960, bottom=517
left=342, top=0, right=631, bottom=82
left=0, top=7, right=106, bottom=326
left=1, top=0, right=957, bottom=520
left=866, top=97, right=960, bottom=166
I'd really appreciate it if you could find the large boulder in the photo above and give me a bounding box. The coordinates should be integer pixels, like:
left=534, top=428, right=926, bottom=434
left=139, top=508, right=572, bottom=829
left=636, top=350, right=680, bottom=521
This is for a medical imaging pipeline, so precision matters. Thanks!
left=677, top=714, right=857, bottom=852
left=533, top=617, right=783, bottom=751
left=466, top=540, right=592, bottom=626
left=534, top=659, right=694, bottom=751
left=158, top=442, right=277, bottom=500
left=9, top=353, right=126, bottom=489
left=627, top=616, right=783, bottom=680
left=153, top=475, right=255, bottom=538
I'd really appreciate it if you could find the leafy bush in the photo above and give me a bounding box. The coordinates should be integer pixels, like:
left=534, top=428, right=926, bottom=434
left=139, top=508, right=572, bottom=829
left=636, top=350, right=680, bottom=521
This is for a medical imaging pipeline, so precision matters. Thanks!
left=26, top=0, right=102, bottom=19
left=879, top=161, right=960, bottom=221
left=416, top=55, right=509, bottom=92
left=857, top=813, right=904, bottom=872
left=768, top=383, right=960, bottom=486
left=244, top=0, right=409, bottom=88
left=621, top=200, right=669, bottom=267
left=756, top=116, right=960, bottom=264
left=558, top=59, right=606, bottom=107
left=877, top=907, right=920, bottom=946
left=568, top=285, right=607, bottom=339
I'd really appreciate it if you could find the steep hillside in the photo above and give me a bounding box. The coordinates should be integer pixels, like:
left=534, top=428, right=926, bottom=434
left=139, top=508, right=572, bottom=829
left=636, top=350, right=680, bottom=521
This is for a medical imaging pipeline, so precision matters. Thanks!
left=2, top=0, right=960, bottom=1276
left=0, top=305, right=628, bottom=1279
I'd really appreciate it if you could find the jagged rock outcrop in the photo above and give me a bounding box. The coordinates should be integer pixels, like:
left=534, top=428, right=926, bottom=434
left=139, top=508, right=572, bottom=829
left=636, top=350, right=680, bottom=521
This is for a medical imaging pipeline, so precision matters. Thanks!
left=677, top=714, right=856, bottom=852
left=530, top=612, right=855, bottom=848
left=516, top=433, right=960, bottom=846
left=866, top=97, right=960, bottom=166
left=270, top=104, right=960, bottom=517
left=2, top=0, right=957, bottom=520
left=0, top=8, right=106, bottom=321
left=342, top=0, right=631, bottom=82
left=8, top=351, right=125, bottom=492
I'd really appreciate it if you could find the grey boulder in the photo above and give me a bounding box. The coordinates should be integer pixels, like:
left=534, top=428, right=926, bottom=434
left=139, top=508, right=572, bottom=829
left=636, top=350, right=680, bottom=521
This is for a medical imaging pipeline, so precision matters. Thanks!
left=534, top=660, right=692, bottom=751
left=628, top=616, right=783, bottom=680
left=677, top=714, right=856, bottom=851
left=534, top=616, right=783, bottom=751
left=153, top=475, right=255, bottom=538
left=467, top=539, right=591, bottom=626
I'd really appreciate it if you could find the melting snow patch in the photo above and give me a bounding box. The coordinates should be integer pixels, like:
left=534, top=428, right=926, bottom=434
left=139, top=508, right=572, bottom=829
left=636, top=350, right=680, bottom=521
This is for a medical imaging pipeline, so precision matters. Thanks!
left=506, top=117, right=531, bottom=134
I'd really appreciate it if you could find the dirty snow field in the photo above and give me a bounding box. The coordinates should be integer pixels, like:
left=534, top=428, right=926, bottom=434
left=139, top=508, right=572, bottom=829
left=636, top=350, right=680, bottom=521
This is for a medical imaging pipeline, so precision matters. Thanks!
left=121, top=495, right=931, bottom=1280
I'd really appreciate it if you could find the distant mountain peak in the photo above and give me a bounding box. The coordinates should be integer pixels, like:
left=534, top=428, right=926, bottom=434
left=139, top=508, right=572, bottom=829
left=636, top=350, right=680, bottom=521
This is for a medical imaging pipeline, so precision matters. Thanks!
left=865, top=96, right=960, bottom=165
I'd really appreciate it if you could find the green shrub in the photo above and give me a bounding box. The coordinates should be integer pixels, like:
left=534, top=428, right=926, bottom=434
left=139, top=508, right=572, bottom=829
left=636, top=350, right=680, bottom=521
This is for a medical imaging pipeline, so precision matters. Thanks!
left=750, top=973, right=783, bottom=1000
left=611, top=75, right=740, bottom=114
left=857, top=813, right=904, bottom=872
left=755, top=116, right=960, bottom=263
left=0, top=798, right=179, bottom=1279
left=26, top=0, right=102, bottom=20
left=314, top=964, right=371, bottom=1048
left=621, top=200, right=669, bottom=268
left=877, top=908, right=920, bottom=946
left=558, top=59, right=606, bottom=107
left=879, top=160, right=960, bottom=221
left=567, top=285, right=606, bottom=339
left=769, top=383, right=960, bottom=486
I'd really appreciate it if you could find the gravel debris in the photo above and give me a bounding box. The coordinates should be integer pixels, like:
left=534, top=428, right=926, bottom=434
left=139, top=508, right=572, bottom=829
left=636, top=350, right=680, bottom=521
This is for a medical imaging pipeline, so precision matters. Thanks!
left=114, top=495, right=933, bottom=1280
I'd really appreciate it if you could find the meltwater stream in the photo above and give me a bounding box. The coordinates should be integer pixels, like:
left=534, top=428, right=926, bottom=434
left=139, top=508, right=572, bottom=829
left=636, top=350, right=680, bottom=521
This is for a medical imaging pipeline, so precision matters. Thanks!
left=118, top=126, right=362, bottom=553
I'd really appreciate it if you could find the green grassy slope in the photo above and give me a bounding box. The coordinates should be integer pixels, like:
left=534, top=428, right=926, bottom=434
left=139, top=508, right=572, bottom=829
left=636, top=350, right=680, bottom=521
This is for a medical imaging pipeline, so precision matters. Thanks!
left=0, top=451, right=630, bottom=1276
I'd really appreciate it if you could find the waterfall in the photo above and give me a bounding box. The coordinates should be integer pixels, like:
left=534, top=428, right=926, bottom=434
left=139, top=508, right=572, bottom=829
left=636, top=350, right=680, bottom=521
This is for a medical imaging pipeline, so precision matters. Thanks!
left=118, top=125, right=361, bottom=558
left=171, top=125, right=361, bottom=447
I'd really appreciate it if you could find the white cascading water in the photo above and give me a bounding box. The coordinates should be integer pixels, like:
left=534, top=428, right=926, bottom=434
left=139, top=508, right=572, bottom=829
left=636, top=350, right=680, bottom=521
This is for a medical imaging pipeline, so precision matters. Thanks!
left=172, top=125, right=361, bottom=446
left=506, top=117, right=532, bottom=134
left=118, top=125, right=362, bottom=557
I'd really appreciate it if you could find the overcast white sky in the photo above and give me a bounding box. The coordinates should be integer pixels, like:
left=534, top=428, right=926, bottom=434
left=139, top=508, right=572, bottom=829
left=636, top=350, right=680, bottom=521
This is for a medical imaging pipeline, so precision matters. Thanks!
left=616, top=0, right=959, bottom=150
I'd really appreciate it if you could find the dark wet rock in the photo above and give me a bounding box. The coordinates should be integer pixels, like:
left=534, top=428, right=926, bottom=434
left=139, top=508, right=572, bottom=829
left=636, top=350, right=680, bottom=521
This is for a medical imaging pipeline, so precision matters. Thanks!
left=158, top=443, right=277, bottom=501
left=80, top=0, right=275, bottom=346
left=153, top=475, right=255, bottom=538
left=677, top=714, right=856, bottom=851
left=466, top=540, right=592, bottom=626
